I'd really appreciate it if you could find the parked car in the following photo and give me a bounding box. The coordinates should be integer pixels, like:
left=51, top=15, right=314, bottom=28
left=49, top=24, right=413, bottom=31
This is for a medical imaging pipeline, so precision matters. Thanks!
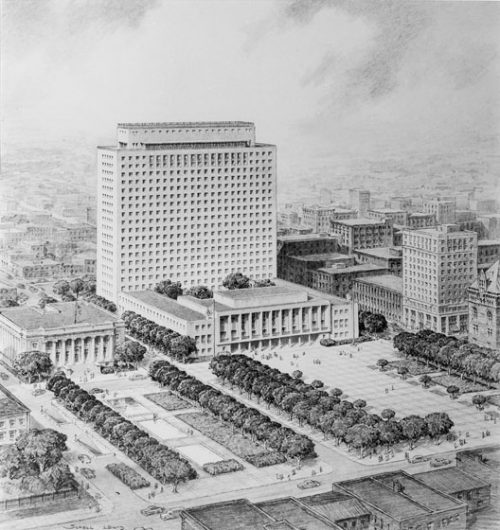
left=160, top=508, right=183, bottom=520
left=141, top=505, right=165, bottom=516
left=78, top=454, right=91, bottom=464
left=89, top=388, right=105, bottom=395
left=297, top=479, right=320, bottom=490
left=128, top=373, right=147, bottom=381
left=32, top=388, right=45, bottom=396
left=430, top=457, right=452, bottom=468
left=0, top=373, right=9, bottom=380
left=408, top=455, right=429, bottom=464
left=80, top=467, right=96, bottom=479
left=320, top=338, right=336, bottom=347
left=101, top=366, right=115, bottom=374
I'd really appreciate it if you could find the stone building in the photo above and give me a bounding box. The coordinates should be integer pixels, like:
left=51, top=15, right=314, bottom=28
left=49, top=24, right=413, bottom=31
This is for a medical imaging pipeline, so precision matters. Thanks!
left=330, top=219, right=393, bottom=252
left=352, top=275, right=403, bottom=322
left=367, top=208, right=408, bottom=226
left=468, top=260, right=500, bottom=349
left=0, top=384, right=30, bottom=445
left=302, top=205, right=356, bottom=232
left=477, top=240, right=500, bottom=267
left=423, top=197, right=457, bottom=224
left=0, top=301, right=124, bottom=368
left=353, top=247, right=403, bottom=276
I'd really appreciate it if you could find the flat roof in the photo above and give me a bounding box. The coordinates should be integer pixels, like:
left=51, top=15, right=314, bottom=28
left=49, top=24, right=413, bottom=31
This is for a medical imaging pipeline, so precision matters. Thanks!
left=370, top=208, right=406, bottom=214
left=290, top=253, right=353, bottom=262
left=316, top=264, right=387, bottom=275
left=478, top=239, right=500, bottom=246
left=278, top=234, right=338, bottom=242
left=354, top=274, right=403, bottom=292
left=332, top=218, right=388, bottom=226
left=184, top=499, right=275, bottom=530
left=0, top=384, right=30, bottom=418
left=300, top=492, right=371, bottom=522
left=413, top=467, right=489, bottom=494
left=0, top=301, right=120, bottom=331
left=303, top=205, right=355, bottom=212
left=353, top=247, right=402, bottom=259
left=122, top=290, right=206, bottom=321
left=117, top=121, right=254, bottom=129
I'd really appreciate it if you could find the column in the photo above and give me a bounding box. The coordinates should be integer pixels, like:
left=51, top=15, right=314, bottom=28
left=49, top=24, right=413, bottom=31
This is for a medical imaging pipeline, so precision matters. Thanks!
left=308, top=308, right=313, bottom=332
left=52, top=341, right=57, bottom=366
left=237, top=314, right=242, bottom=340
left=99, top=336, right=105, bottom=360
left=70, top=339, right=76, bottom=365
left=90, top=336, right=96, bottom=360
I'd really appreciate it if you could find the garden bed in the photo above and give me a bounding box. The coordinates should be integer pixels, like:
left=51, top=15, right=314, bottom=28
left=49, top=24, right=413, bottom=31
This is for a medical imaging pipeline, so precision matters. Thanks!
left=431, top=374, right=489, bottom=394
left=106, top=463, right=150, bottom=489
left=176, top=412, right=285, bottom=467
left=202, top=459, right=243, bottom=475
left=387, top=359, right=435, bottom=376
left=144, top=391, right=191, bottom=411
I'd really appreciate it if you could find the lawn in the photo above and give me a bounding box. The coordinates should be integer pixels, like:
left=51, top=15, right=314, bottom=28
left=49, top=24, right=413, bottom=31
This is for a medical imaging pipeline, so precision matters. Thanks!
left=432, top=374, right=489, bottom=394
left=144, top=391, right=191, bottom=411
left=176, top=412, right=286, bottom=467
left=387, top=359, right=435, bottom=376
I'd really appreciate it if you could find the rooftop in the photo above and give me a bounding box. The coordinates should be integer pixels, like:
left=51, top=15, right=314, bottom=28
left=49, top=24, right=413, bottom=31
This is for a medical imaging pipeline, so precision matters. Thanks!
left=413, top=467, right=489, bottom=495
left=478, top=239, right=500, bottom=246
left=0, top=301, right=120, bottom=331
left=353, top=247, right=402, bottom=259
left=300, top=492, right=371, bottom=523
left=290, top=253, right=354, bottom=263
left=303, top=205, right=355, bottom=213
left=354, top=274, right=403, bottom=292
left=316, top=264, right=387, bottom=275
left=0, top=384, right=30, bottom=418
left=117, top=121, right=254, bottom=129
left=332, top=218, right=389, bottom=227
left=122, top=290, right=206, bottom=321
left=278, top=234, right=339, bottom=242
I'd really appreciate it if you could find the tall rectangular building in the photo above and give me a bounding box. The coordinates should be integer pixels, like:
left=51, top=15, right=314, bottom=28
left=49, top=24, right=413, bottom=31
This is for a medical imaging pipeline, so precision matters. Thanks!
left=402, top=225, right=477, bottom=335
left=97, top=122, right=277, bottom=303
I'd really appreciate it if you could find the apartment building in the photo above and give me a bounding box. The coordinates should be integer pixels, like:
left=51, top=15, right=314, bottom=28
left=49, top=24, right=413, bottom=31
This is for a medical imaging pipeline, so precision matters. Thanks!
left=403, top=225, right=477, bottom=335
left=302, top=205, right=356, bottom=232
left=423, top=197, right=457, bottom=224
left=97, top=122, right=277, bottom=303
left=477, top=240, right=500, bottom=267
left=367, top=208, right=408, bottom=226
left=330, top=219, right=393, bottom=252
left=349, top=189, right=370, bottom=217
left=352, top=275, right=403, bottom=323
left=353, top=247, right=403, bottom=276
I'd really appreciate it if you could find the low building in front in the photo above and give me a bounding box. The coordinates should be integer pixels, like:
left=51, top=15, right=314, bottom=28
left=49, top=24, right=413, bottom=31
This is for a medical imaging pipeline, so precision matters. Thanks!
left=0, top=384, right=30, bottom=445
left=0, top=301, right=125, bottom=368
left=119, top=279, right=359, bottom=355
left=352, top=274, right=403, bottom=322
left=353, top=247, right=402, bottom=276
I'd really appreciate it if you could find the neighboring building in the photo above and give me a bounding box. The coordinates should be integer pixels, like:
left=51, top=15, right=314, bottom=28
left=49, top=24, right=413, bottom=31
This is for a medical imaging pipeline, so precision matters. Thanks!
left=279, top=253, right=356, bottom=286
left=330, top=219, right=393, bottom=253
left=0, top=302, right=125, bottom=368
left=0, top=384, right=30, bottom=445
left=302, top=205, right=356, bottom=232
left=311, top=263, right=388, bottom=298
left=477, top=214, right=500, bottom=239
left=468, top=261, right=500, bottom=349
left=301, top=491, right=371, bottom=530
left=390, top=196, right=413, bottom=211
left=477, top=240, right=500, bottom=267
left=8, top=258, right=63, bottom=280
left=367, top=209, right=408, bottom=226
left=335, top=471, right=467, bottom=530
left=97, top=122, right=277, bottom=303
left=353, top=247, right=403, bottom=276
left=353, top=275, right=403, bottom=322
left=403, top=225, right=477, bottom=335
left=119, top=279, right=359, bottom=354
left=414, top=467, right=490, bottom=513
left=349, top=189, right=370, bottom=217
left=407, top=212, right=436, bottom=229
left=423, top=197, right=457, bottom=224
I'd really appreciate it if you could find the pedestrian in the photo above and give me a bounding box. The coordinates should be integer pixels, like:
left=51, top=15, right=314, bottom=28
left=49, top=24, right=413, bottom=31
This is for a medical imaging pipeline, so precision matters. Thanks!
left=391, top=385, right=394, bottom=391
left=385, top=388, right=388, bottom=394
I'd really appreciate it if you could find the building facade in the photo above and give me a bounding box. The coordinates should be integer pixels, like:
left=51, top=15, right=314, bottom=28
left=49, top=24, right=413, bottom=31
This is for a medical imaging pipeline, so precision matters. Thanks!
left=468, top=261, right=500, bottom=349
left=367, top=209, right=408, bottom=226
left=352, top=275, right=403, bottom=322
left=330, top=219, right=393, bottom=252
left=0, top=302, right=125, bottom=368
left=349, top=189, right=370, bottom=218
left=0, top=384, right=30, bottom=445
left=477, top=240, right=500, bottom=267
left=407, top=212, right=436, bottom=229
left=403, top=225, right=477, bottom=335
left=97, top=122, right=277, bottom=303
left=423, top=198, right=457, bottom=225
left=353, top=247, right=403, bottom=276
left=302, top=205, right=356, bottom=232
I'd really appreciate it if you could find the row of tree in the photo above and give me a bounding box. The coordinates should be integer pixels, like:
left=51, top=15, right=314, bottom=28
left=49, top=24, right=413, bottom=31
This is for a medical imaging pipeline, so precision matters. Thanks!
left=210, top=355, right=454, bottom=455
left=149, top=359, right=316, bottom=465
left=122, top=311, right=197, bottom=362
left=53, top=278, right=116, bottom=312
left=394, top=330, right=500, bottom=383
left=358, top=311, right=388, bottom=334
left=0, top=428, right=76, bottom=494
left=47, top=373, right=197, bottom=491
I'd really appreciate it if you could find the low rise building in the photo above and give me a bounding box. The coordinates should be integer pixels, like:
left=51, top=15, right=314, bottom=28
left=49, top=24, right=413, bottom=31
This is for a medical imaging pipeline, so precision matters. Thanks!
left=0, top=301, right=125, bottom=368
left=423, top=197, right=457, bottom=224
left=330, top=219, right=393, bottom=252
left=302, top=205, right=356, bottom=232
left=335, top=471, right=467, bottom=530
left=312, top=263, right=387, bottom=299
left=367, top=209, right=408, bottom=226
left=407, top=212, right=436, bottom=229
left=0, top=384, right=30, bottom=445
left=477, top=240, right=500, bottom=267
left=414, top=467, right=490, bottom=513
left=279, top=253, right=356, bottom=286
left=353, top=247, right=403, bottom=276
left=352, top=275, right=403, bottom=322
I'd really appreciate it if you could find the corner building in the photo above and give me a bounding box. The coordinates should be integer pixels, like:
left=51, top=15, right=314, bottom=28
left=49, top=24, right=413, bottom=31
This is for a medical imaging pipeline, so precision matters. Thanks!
left=97, top=122, right=277, bottom=303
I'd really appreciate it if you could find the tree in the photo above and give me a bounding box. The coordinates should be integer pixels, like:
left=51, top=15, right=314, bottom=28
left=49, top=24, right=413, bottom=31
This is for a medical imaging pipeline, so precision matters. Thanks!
left=169, top=336, right=197, bottom=362
left=14, top=428, right=68, bottom=473
left=376, top=359, right=389, bottom=371
left=397, top=365, right=409, bottom=379
left=283, top=435, right=316, bottom=465
left=185, top=285, right=213, bottom=299
left=222, top=272, right=251, bottom=290
left=281, top=392, right=303, bottom=420
left=381, top=408, right=396, bottom=421
left=69, top=278, right=86, bottom=299
left=253, top=279, right=276, bottom=287
left=114, top=341, right=146, bottom=369
left=447, top=385, right=460, bottom=399
left=292, top=370, right=303, bottom=380
left=13, top=351, right=53, bottom=383
left=345, top=424, right=378, bottom=457
left=53, top=280, right=71, bottom=297
left=419, top=374, right=433, bottom=388
left=472, top=394, right=487, bottom=410
left=330, top=388, right=343, bottom=398
left=364, top=313, right=388, bottom=334
left=155, top=280, right=183, bottom=300
left=310, top=379, right=324, bottom=389
left=0, top=298, right=18, bottom=307
left=400, top=415, right=427, bottom=449
left=353, top=399, right=367, bottom=410
left=425, top=412, right=454, bottom=440
left=38, top=294, right=57, bottom=309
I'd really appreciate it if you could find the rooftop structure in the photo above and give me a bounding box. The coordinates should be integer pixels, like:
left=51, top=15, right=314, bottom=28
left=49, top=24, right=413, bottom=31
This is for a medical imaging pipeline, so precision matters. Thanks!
left=413, top=468, right=489, bottom=497
left=300, top=491, right=371, bottom=527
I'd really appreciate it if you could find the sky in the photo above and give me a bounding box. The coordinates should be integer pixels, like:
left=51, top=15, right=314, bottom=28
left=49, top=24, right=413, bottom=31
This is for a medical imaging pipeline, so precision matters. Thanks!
left=1, top=0, right=499, bottom=173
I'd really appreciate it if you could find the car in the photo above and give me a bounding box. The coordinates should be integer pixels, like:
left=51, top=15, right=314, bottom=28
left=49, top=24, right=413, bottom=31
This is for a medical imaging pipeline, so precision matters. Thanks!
left=297, top=479, right=320, bottom=490
left=78, top=454, right=91, bottom=464
left=320, top=338, right=336, bottom=347
left=430, top=457, right=452, bottom=468
left=140, top=505, right=165, bottom=516
left=101, top=366, right=115, bottom=374
left=408, top=455, right=429, bottom=464
left=89, top=387, right=105, bottom=395
left=32, top=388, right=45, bottom=396
left=80, top=467, right=96, bottom=479
left=128, top=373, right=147, bottom=381
left=0, top=373, right=9, bottom=380
left=160, top=508, right=183, bottom=520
